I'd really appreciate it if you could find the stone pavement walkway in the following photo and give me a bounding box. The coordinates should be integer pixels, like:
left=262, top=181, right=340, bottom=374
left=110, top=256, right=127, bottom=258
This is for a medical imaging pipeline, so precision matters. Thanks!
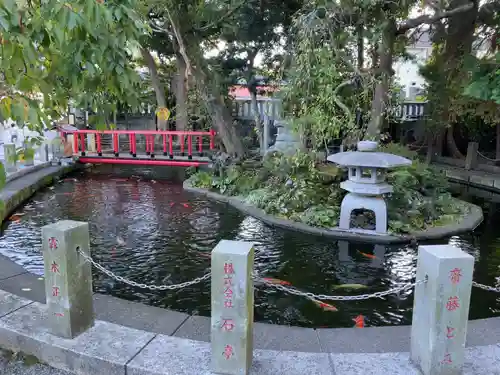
left=434, top=163, right=500, bottom=192
left=0, top=350, right=71, bottom=375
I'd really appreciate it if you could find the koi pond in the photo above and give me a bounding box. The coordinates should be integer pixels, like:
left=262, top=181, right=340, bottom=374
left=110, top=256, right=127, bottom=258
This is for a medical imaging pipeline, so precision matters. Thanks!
left=0, top=165, right=499, bottom=328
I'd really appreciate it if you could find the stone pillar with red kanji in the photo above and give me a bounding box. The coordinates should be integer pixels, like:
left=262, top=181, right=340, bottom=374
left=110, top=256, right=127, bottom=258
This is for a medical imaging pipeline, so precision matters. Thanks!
left=211, top=240, right=254, bottom=375
left=42, top=220, right=94, bottom=339
left=410, top=245, right=474, bottom=375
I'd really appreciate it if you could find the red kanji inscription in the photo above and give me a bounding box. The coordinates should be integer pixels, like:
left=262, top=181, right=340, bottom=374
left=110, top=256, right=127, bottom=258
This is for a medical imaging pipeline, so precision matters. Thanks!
left=224, top=287, right=233, bottom=299
left=224, top=299, right=234, bottom=308
left=446, top=296, right=460, bottom=311
left=221, top=319, right=235, bottom=332
left=446, top=326, right=455, bottom=339
left=48, top=237, right=58, bottom=250
left=224, top=263, right=234, bottom=274
left=52, top=286, right=60, bottom=297
left=449, top=268, right=462, bottom=285
left=441, top=353, right=452, bottom=364
left=223, top=345, right=233, bottom=360
left=54, top=312, right=64, bottom=317
left=50, top=261, right=59, bottom=273
left=224, top=275, right=232, bottom=287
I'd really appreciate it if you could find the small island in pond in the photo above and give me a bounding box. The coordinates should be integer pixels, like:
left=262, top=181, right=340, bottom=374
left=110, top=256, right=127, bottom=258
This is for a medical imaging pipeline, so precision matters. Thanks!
left=187, top=143, right=474, bottom=237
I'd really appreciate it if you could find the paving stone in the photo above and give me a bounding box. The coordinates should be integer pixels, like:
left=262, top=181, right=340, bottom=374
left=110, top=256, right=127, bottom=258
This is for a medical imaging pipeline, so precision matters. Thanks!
left=253, top=322, right=322, bottom=353
left=0, top=302, right=155, bottom=375
left=469, top=175, right=495, bottom=187
left=317, top=325, right=411, bottom=353
left=93, top=294, right=189, bottom=335
left=127, top=334, right=334, bottom=375
left=0, top=290, right=33, bottom=318
left=0, top=272, right=46, bottom=303
left=0, top=254, right=28, bottom=281
left=173, top=315, right=210, bottom=341
left=175, top=316, right=323, bottom=352
left=463, top=344, right=500, bottom=375
left=330, top=352, right=419, bottom=375
left=466, top=318, right=500, bottom=347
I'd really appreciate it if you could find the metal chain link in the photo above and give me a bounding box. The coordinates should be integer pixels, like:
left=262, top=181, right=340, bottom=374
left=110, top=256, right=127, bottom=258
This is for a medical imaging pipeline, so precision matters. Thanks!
left=76, top=248, right=211, bottom=291
left=253, top=275, right=428, bottom=301
left=472, top=281, right=500, bottom=293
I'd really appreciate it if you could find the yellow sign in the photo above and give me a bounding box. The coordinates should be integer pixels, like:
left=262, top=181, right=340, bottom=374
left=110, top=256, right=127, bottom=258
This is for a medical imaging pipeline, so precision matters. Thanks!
left=156, top=107, right=170, bottom=121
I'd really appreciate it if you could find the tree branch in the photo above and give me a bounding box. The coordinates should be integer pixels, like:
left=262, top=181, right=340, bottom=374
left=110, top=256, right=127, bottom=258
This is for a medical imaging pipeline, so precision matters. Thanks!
left=197, top=0, right=247, bottom=32
left=397, top=2, right=474, bottom=33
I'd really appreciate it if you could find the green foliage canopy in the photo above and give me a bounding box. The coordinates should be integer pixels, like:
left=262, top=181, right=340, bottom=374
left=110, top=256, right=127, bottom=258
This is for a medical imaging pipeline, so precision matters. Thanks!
left=0, top=0, right=146, bottom=132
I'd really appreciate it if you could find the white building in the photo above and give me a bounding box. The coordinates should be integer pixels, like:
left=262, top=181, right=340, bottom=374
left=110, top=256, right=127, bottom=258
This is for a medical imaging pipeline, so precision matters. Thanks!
left=394, top=30, right=490, bottom=100
left=393, top=31, right=432, bottom=100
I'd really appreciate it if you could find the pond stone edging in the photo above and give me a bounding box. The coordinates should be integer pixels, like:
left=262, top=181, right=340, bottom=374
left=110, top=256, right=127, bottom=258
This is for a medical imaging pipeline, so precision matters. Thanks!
left=0, top=164, right=77, bottom=223
left=183, top=180, right=483, bottom=244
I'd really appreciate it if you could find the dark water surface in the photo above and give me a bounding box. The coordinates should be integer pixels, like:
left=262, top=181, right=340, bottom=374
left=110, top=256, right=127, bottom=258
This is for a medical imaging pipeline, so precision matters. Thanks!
left=0, top=165, right=499, bottom=328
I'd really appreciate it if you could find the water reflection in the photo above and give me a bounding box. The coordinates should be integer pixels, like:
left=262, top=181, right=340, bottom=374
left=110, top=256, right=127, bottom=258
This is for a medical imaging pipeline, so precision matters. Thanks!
left=0, top=168, right=499, bottom=328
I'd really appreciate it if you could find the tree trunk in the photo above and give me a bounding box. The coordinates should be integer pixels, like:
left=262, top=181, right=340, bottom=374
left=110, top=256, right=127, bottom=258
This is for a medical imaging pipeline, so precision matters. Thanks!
left=250, top=90, right=263, bottom=150
left=496, top=122, right=500, bottom=165
left=438, top=0, right=478, bottom=158
left=365, top=20, right=396, bottom=139
left=175, top=54, right=188, bottom=131
left=141, top=47, right=167, bottom=130
left=164, top=10, right=244, bottom=157
left=192, top=68, right=244, bottom=157
left=357, top=25, right=364, bottom=70
left=445, top=127, right=463, bottom=158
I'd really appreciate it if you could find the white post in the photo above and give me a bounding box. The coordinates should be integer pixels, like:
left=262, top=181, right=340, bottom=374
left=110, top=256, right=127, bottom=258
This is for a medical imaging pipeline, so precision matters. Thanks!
left=211, top=240, right=254, bottom=375
left=410, top=245, right=474, bottom=375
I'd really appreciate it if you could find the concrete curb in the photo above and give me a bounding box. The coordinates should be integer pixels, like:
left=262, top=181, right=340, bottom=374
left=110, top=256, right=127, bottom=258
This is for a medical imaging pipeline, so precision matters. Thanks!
left=0, top=164, right=77, bottom=223
left=0, top=165, right=498, bottom=373
left=183, top=181, right=484, bottom=244
left=0, top=291, right=499, bottom=375
left=5, top=162, right=52, bottom=183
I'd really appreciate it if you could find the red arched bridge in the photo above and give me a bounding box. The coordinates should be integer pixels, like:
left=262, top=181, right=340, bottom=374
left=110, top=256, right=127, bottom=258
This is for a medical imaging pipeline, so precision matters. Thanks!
left=62, top=129, right=216, bottom=167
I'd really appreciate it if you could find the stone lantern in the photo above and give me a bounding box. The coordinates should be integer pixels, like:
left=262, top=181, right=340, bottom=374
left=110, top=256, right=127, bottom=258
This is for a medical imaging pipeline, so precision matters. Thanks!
left=327, top=141, right=412, bottom=234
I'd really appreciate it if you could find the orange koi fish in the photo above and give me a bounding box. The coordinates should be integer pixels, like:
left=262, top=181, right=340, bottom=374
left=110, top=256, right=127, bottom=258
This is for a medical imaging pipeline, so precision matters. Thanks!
left=357, top=251, right=376, bottom=259
left=182, top=203, right=190, bottom=208
left=170, top=202, right=176, bottom=207
left=63, top=178, right=77, bottom=182
left=353, top=315, right=365, bottom=328
left=262, top=278, right=292, bottom=286
left=312, top=299, right=338, bottom=312
left=112, top=178, right=128, bottom=182
left=8, top=215, right=21, bottom=222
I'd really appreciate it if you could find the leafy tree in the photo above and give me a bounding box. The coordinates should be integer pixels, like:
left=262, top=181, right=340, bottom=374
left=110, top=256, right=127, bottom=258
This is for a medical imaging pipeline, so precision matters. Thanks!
left=0, top=0, right=146, bottom=134
left=142, top=0, right=247, bottom=156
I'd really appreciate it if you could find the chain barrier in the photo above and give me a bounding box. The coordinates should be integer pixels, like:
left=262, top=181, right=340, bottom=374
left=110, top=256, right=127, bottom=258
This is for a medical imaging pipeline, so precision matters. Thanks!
left=477, top=150, right=500, bottom=162
left=253, top=275, right=428, bottom=301
left=472, top=281, right=500, bottom=293
left=76, top=248, right=211, bottom=291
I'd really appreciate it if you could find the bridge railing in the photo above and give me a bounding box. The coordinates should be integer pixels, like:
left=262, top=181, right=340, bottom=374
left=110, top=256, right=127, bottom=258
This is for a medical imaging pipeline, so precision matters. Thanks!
left=62, top=129, right=216, bottom=160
